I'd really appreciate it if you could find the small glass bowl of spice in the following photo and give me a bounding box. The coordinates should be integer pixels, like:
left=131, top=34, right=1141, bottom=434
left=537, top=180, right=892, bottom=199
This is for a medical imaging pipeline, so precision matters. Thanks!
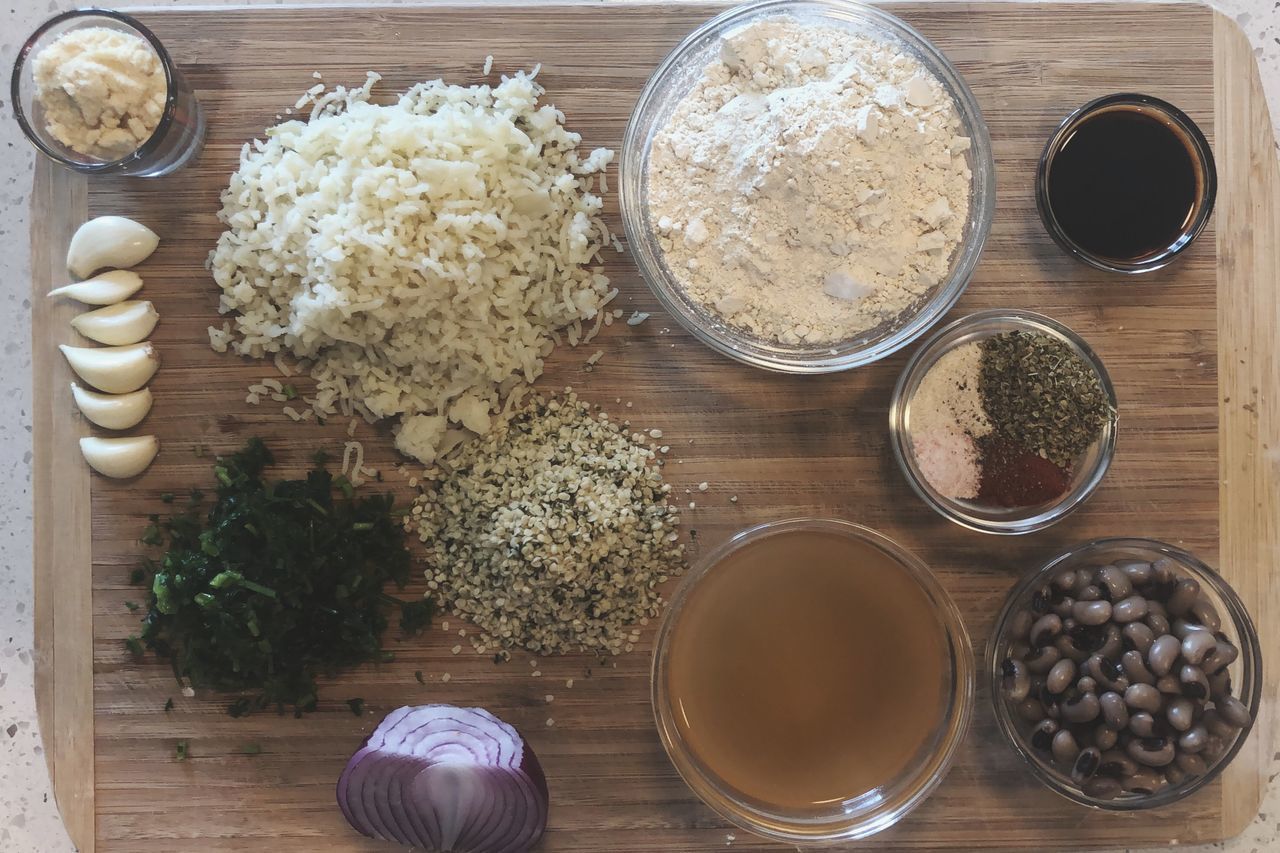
left=11, top=9, right=206, bottom=176
left=889, top=309, right=1117, bottom=534
left=988, top=538, right=1260, bottom=809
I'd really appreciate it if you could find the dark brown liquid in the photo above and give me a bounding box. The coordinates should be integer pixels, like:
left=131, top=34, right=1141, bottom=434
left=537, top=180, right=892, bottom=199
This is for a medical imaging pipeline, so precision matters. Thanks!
left=1047, top=107, right=1200, bottom=261
left=665, top=530, right=949, bottom=810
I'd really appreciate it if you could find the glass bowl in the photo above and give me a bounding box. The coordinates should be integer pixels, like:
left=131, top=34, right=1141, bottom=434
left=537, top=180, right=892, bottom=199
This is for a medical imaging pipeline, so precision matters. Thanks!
left=12, top=9, right=206, bottom=176
left=889, top=309, right=1118, bottom=535
left=986, top=538, right=1262, bottom=809
left=1035, top=93, right=1216, bottom=274
left=651, top=518, right=974, bottom=842
left=619, top=0, right=996, bottom=373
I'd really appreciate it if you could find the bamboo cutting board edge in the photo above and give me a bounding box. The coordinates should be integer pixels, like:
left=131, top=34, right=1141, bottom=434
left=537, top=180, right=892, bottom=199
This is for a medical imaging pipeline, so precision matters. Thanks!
left=28, top=4, right=1279, bottom=851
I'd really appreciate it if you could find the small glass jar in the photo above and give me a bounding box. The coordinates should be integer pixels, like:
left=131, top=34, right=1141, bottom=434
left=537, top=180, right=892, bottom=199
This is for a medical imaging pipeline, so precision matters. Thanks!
left=889, top=309, right=1118, bottom=535
left=987, top=538, right=1261, bottom=810
left=12, top=9, right=206, bottom=177
left=651, top=518, right=974, bottom=842
left=1035, top=93, right=1216, bottom=274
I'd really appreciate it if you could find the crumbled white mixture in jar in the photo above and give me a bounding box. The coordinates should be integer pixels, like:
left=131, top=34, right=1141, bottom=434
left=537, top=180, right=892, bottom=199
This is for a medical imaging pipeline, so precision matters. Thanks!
left=647, top=17, right=972, bottom=345
left=32, top=27, right=166, bottom=159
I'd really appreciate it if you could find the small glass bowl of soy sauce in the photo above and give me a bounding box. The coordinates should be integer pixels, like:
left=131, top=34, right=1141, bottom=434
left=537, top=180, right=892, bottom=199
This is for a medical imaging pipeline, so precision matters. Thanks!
left=1036, top=93, right=1216, bottom=274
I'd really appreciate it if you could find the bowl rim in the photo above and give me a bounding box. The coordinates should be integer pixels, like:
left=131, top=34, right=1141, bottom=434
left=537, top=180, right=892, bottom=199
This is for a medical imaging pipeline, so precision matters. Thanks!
left=888, top=308, right=1119, bottom=535
left=619, top=0, right=996, bottom=373
left=985, top=537, right=1263, bottom=810
left=650, top=517, right=975, bottom=841
left=11, top=8, right=180, bottom=172
left=1034, top=92, right=1217, bottom=275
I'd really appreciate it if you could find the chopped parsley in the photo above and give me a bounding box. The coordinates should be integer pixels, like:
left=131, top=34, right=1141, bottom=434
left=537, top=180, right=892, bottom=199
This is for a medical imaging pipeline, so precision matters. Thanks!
left=135, top=439, right=426, bottom=717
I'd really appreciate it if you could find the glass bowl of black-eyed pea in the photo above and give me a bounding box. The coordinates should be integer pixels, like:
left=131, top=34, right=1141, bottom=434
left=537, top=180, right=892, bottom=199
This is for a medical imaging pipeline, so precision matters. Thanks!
left=987, top=538, right=1261, bottom=809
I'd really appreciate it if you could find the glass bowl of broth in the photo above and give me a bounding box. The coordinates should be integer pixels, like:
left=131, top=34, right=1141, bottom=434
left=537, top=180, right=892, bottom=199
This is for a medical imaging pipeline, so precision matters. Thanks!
left=651, top=518, right=974, bottom=842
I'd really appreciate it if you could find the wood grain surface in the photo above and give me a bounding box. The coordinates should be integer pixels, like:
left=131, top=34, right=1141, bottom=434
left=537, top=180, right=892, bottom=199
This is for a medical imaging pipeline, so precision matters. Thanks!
left=29, top=2, right=1279, bottom=851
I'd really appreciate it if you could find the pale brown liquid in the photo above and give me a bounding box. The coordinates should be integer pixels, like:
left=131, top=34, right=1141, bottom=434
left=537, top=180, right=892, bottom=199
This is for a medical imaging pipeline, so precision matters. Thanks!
left=666, top=530, right=949, bottom=810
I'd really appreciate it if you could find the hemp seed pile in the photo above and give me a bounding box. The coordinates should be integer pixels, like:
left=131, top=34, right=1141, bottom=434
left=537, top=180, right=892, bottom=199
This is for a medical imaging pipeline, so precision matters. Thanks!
left=411, top=393, right=686, bottom=655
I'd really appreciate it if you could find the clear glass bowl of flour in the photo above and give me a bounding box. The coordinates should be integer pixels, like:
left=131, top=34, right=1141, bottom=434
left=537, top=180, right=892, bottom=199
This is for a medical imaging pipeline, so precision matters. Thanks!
left=620, top=0, right=995, bottom=373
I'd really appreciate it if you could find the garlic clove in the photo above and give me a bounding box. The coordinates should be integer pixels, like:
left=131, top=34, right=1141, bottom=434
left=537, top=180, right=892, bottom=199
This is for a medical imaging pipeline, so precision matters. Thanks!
left=79, top=435, right=159, bottom=479
left=66, top=216, right=159, bottom=278
left=70, top=383, right=153, bottom=430
left=48, top=270, right=144, bottom=305
left=59, top=342, right=159, bottom=394
left=70, top=300, right=159, bottom=346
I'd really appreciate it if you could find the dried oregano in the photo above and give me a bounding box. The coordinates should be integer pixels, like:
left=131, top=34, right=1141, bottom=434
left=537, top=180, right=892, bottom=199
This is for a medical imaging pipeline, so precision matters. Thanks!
left=979, top=331, right=1112, bottom=468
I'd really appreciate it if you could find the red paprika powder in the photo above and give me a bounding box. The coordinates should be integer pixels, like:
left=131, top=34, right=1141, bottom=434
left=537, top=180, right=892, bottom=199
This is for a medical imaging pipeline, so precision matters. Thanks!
left=976, top=437, right=1071, bottom=508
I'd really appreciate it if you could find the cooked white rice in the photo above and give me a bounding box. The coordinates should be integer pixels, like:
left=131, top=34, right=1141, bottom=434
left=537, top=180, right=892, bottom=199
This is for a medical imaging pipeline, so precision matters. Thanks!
left=208, top=71, right=615, bottom=463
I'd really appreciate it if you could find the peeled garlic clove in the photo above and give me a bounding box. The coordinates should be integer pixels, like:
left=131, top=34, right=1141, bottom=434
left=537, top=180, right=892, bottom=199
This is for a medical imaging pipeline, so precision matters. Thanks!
left=66, top=216, right=159, bottom=278
left=70, top=300, right=159, bottom=345
left=59, top=342, right=159, bottom=394
left=70, top=383, right=153, bottom=430
left=48, top=270, right=144, bottom=305
left=79, top=435, right=158, bottom=479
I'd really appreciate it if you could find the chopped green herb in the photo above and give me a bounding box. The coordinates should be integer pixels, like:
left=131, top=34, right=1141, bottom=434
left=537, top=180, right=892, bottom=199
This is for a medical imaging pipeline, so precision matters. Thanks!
left=163, top=698, right=174, bottom=712
left=175, top=740, right=189, bottom=761
left=124, top=636, right=144, bottom=658
left=129, top=567, right=146, bottom=586
left=347, top=698, right=365, bottom=717
left=414, top=670, right=425, bottom=685
left=396, top=598, right=435, bottom=636
left=160, top=492, right=175, bottom=504
left=124, top=600, right=139, bottom=612
left=283, top=384, right=297, bottom=400
left=980, top=331, right=1113, bottom=468
left=134, top=439, right=418, bottom=717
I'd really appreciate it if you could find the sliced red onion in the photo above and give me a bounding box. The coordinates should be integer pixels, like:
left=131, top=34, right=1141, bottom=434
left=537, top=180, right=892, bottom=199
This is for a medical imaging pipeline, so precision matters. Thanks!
left=338, top=705, right=548, bottom=852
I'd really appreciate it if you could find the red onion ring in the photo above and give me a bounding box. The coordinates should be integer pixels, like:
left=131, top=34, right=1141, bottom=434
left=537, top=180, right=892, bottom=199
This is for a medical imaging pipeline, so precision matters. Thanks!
left=338, top=705, right=548, bottom=852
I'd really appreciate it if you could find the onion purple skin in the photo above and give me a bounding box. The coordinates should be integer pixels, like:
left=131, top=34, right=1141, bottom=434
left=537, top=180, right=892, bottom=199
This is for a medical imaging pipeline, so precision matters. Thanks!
left=337, top=705, right=549, bottom=853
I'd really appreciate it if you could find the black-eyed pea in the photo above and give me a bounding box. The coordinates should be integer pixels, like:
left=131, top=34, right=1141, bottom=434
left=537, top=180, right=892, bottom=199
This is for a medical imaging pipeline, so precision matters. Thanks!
left=1180, top=629, right=1216, bottom=664
left=1165, top=577, right=1200, bottom=616
left=1118, top=560, right=1153, bottom=586
left=1026, top=645, right=1062, bottom=674
left=1147, top=634, right=1180, bottom=677
left=1178, top=724, right=1209, bottom=754
left=1179, top=664, right=1209, bottom=701
left=1099, top=691, right=1129, bottom=730
left=1127, top=736, right=1175, bottom=767
left=1071, top=746, right=1102, bottom=781
left=1122, top=622, right=1155, bottom=655
left=1030, top=614, right=1063, bottom=647
left=1190, top=596, right=1221, bottom=631
left=1166, top=698, right=1195, bottom=732
left=1110, top=595, right=1148, bottom=624
left=1121, top=650, right=1156, bottom=685
left=1155, top=675, right=1181, bottom=695
left=1030, top=718, right=1059, bottom=751
left=1083, top=775, right=1122, bottom=800
left=1046, top=659, right=1076, bottom=694
left=1124, top=683, right=1162, bottom=713
left=1129, top=711, right=1157, bottom=738
left=1175, top=751, right=1207, bottom=777
left=1073, top=599, right=1111, bottom=626
left=1052, top=729, right=1080, bottom=765
left=1218, top=695, right=1252, bottom=728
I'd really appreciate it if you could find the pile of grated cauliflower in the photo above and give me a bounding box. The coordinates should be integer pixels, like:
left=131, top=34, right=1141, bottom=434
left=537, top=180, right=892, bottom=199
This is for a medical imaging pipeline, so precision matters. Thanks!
left=208, top=71, right=616, bottom=464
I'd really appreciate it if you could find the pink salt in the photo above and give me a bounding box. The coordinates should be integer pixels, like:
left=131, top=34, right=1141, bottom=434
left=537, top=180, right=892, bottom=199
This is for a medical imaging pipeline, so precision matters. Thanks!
left=912, top=428, right=981, bottom=499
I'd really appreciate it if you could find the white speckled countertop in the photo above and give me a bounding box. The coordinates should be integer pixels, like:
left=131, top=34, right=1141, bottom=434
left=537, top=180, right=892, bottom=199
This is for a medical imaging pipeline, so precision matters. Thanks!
left=0, top=0, right=1276, bottom=850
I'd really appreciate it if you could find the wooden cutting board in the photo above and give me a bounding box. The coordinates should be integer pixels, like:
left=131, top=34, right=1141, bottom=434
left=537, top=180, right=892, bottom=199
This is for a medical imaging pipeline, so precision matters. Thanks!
left=29, top=2, right=1280, bottom=850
